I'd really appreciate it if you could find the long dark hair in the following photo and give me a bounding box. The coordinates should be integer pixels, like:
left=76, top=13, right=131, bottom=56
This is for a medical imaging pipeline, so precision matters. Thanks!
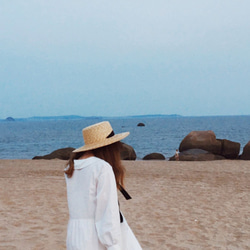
left=65, top=142, right=126, bottom=189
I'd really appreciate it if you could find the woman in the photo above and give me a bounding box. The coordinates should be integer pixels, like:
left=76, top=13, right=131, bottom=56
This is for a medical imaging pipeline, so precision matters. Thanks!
left=65, top=121, right=142, bottom=250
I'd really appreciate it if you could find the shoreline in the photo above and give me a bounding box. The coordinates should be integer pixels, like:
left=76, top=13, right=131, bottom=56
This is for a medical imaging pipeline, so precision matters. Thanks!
left=0, top=160, right=249, bottom=249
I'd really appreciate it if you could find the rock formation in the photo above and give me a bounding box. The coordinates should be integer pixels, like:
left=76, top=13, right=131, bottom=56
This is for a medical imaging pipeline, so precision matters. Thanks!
left=33, top=147, right=75, bottom=160
left=239, top=141, right=250, bottom=160
left=143, top=153, right=165, bottom=160
left=217, top=139, right=240, bottom=159
left=170, top=149, right=225, bottom=161
left=172, top=130, right=241, bottom=161
left=137, top=123, right=145, bottom=127
left=120, top=142, right=137, bottom=160
left=33, top=143, right=137, bottom=161
left=179, top=130, right=221, bottom=155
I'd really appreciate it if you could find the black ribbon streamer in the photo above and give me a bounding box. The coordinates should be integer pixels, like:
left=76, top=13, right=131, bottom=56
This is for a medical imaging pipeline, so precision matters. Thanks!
left=119, top=184, right=132, bottom=200
left=120, top=211, right=123, bottom=223
left=118, top=185, right=132, bottom=223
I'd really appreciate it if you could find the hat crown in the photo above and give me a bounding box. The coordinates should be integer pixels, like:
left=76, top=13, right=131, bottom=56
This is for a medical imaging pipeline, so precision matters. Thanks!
left=82, top=121, right=113, bottom=145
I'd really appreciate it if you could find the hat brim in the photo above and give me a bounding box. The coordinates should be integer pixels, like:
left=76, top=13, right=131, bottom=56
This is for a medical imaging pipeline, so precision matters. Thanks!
left=73, top=132, right=130, bottom=153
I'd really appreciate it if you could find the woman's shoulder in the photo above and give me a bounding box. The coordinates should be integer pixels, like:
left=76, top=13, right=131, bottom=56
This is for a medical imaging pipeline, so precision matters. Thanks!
left=93, top=157, right=112, bottom=169
left=75, top=156, right=111, bottom=170
left=64, top=157, right=113, bottom=180
left=90, top=157, right=113, bottom=175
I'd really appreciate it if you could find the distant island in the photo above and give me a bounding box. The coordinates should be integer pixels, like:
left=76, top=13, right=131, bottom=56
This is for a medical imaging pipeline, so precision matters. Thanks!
left=5, top=117, right=15, bottom=121
left=25, top=115, right=88, bottom=120
left=0, top=114, right=182, bottom=122
left=1, top=114, right=250, bottom=122
left=125, top=114, right=182, bottom=118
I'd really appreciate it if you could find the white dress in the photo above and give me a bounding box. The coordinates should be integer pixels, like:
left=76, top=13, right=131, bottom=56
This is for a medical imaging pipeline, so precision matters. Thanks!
left=65, top=156, right=142, bottom=250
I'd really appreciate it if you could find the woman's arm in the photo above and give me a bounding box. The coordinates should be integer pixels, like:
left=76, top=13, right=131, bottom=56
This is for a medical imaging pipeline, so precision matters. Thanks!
left=95, top=163, right=121, bottom=250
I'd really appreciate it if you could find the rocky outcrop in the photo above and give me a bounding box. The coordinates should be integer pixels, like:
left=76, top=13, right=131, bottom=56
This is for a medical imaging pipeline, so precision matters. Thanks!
left=33, top=143, right=137, bottom=161
left=120, top=142, right=137, bottom=160
left=173, top=130, right=241, bottom=161
left=179, top=130, right=222, bottom=155
left=239, top=141, right=250, bottom=160
left=170, top=149, right=225, bottom=161
left=33, top=147, right=75, bottom=160
left=137, top=123, right=145, bottom=127
left=143, top=153, right=165, bottom=160
left=218, top=139, right=240, bottom=159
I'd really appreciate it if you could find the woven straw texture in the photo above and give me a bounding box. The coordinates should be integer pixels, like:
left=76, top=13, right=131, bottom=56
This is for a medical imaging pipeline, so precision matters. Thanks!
left=73, top=121, right=129, bottom=153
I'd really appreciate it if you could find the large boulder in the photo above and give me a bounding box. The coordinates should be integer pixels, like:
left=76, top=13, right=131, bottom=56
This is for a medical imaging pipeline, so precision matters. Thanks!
left=169, top=149, right=225, bottom=161
left=33, top=147, right=75, bottom=160
left=33, top=144, right=136, bottom=161
left=120, top=142, right=136, bottom=160
left=143, top=153, right=165, bottom=160
left=218, top=139, right=240, bottom=159
left=239, top=141, right=250, bottom=160
left=179, top=130, right=222, bottom=155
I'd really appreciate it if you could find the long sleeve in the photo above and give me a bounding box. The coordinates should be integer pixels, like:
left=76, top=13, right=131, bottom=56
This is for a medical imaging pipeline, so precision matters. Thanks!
left=95, top=164, right=121, bottom=250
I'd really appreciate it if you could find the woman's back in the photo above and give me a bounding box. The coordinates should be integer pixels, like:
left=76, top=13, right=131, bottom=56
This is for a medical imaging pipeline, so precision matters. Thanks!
left=65, top=156, right=121, bottom=250
left=66, top=157, right=103, bottom=219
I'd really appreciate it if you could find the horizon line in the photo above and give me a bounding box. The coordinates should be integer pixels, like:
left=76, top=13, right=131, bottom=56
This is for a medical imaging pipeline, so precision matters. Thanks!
left=1, top=113, right=250, bottom=121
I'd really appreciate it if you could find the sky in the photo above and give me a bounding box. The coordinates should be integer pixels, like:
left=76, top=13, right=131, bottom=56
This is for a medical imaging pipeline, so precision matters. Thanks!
left=0, top=0, right=250, bottom=119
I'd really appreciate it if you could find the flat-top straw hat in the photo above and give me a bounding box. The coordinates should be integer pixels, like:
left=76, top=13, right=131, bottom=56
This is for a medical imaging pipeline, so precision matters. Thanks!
left=73, top=121, right=129, bottom=153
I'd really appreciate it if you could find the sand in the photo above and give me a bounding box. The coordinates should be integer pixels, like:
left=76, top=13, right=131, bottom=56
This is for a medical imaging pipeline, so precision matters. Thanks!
left=0, top=159, right=249, bottom=250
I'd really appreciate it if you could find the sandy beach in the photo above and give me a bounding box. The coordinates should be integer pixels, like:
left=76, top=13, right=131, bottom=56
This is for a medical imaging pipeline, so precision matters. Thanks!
left=0, top=159, right=249, bottom=250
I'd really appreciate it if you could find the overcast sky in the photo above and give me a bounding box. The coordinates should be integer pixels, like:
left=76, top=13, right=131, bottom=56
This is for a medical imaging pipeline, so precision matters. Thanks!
left=0, top=0, right=249, bottom=118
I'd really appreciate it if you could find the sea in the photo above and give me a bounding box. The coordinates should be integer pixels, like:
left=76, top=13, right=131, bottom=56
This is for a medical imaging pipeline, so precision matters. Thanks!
left=0, top=115, right=249, bottom=160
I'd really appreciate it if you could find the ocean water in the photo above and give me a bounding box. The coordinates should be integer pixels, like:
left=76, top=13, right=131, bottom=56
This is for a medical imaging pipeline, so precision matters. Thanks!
left=0, top=116, right=249, bottom=160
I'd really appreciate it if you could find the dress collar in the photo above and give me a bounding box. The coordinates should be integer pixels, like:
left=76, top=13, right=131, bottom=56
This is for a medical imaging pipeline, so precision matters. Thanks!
left=73, top=156, right=96, bottom=170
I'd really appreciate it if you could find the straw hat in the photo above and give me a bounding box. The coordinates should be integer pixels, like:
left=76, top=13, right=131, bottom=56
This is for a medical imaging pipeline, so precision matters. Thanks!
left=73, top=121, right=129, bottom=153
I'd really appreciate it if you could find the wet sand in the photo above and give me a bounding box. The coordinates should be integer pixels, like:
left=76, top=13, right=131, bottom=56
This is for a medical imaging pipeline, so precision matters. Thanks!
left=0, top=159, right=249, bottom=250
